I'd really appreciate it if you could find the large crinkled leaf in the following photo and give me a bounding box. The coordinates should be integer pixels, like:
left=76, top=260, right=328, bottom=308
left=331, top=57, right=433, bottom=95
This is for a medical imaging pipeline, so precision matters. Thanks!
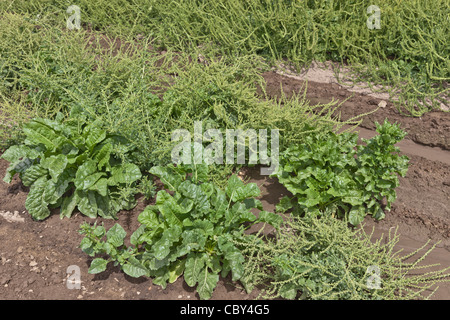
left=226, top=202, right=256, bottom=225
left=88, top=258, right=109, bottom=274
left=40, top=154, right=68, bottom=182
left=138, top=205, right=161, bottom=229
left=200, top=183, right=214, bottom=198
left=95, top=192, right=115, bottom=218
left=76, top=190, right=98, bottom=218
left=168, top=259, right=186, bottom=284
left=25, top=176, right=51, bottom=220
left=106, top=224, right=127, bottom=247
left=225, top=174, right=244, bottom=198
left=14, top=157, right=38, bottom=173
left=74, top=158, right=96, bottom=178
left=130, top=225, right=146, bottom=246
left=80, top=172, right=106, bottom=191
left=342, top=189, right=364, bottom=206
left=348, top=205, right=366, bottom=226
left=54, top=167, right=76, bottom=194
left=1, top=145, right=40, bottom=163
left=210, top=188, right=227, bottom=212
left=192, top=220, right=214, bottom=236
left=176, top=229, right=207, bottom=257
left=223, top=250, right=245, bottom=281
left=60, top=142, right=79, bottom=157
left=122, top=256, right=148, bottom=278
left=150, top=267, right=171, bottom=289
left=23, top=119, right=69, bottom=151
left=257, top=211, right=283, bottom=228
left=42, top=180, right=60, bottom=205
left=109, top=163, right=141, bottom=185
left=60, top=192, right=79, bottom=218
left=156, top=190, right=183, bottom=227
left=93, top=142, right=112, bottom=171
left=218, top=237, right=245, bottom=281
left=189, top=163, right=208, bottom=184
left=3, top=157, right=36, bottom=183
left=74, top=160, right=102, bottom=190
left=83, top=125, right=106, bottom=150
left=275, top=196, right=293, bottom=213
left=226, top=174, right=261, bottom=202
left=88, top=177, right=108, bottom=197
left=176, top=197, right=194, bottom=214
left=184, top=252, right=207, bottom=287
left=67, top=150, right=88, bottom=165
left=145, top=254, right=170, bottom=271
left=177, top=181, right=209, bottom=216
left=303, top=188, right=322, bottom=208
left=196, top=267, right=219, bottom=300
left=152, top=225, right=182, bottom=260
left=21, top=164, right=48, bottom=187
left=149, top=165, right=184, bottom=191
left=279, top=283, right=300, bottom=300
left=243, top=198, right=263, bottom=210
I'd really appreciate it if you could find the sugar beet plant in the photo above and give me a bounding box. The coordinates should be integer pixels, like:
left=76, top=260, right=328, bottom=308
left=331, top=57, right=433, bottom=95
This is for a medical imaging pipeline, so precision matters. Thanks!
left=79, top=163, right=283, bottom=300
left=274, top=120, right=410, bottom=226
left=1, top=113, right=141, bottom=220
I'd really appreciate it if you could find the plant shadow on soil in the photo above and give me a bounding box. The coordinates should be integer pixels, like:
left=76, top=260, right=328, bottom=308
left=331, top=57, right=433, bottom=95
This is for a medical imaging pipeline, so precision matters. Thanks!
left=0, top=54, right=449, bottom=300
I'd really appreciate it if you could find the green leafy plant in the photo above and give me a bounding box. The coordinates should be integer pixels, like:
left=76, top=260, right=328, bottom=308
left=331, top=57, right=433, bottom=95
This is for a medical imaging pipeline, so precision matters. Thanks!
left=274, top=120, right=410, bottom=226
left=238, top=214, right=450, bottom=300
left=79, top=162, right=282, bottom=300
left=1, top=113, right=141, bottom=220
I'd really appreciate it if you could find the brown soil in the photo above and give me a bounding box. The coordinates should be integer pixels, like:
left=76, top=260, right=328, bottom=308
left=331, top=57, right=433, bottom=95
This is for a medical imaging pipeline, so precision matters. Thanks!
left=262, top=70, right=450, bottom=151
left=1, top=65, right=449, bottom=300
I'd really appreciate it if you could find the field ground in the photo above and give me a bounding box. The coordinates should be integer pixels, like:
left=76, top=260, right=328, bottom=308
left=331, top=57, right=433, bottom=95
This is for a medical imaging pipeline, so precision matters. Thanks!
left=1, top=70, right=449, bottom=300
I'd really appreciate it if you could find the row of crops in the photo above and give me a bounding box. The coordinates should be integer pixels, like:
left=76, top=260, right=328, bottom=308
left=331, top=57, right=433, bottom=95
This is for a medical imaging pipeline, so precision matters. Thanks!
left=0, top=1, right=449, bottom=299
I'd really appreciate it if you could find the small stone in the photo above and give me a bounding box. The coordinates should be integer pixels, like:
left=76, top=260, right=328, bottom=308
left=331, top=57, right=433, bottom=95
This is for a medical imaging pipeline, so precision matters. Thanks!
left=29, top=261, right=38, bottom=267
left=17, top=247, right=23, bottom=254
left=378, top=100, right=387, bottom=108
left=31, top=266, right=40, bottom=273
left=178, top=295, right=182, bottom=298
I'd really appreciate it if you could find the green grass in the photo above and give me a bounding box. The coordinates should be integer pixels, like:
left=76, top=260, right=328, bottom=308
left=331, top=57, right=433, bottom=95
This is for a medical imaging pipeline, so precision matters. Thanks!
left=0, top=12, right=363, bottom=187
left=1, top=0, right=448, bottom=116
